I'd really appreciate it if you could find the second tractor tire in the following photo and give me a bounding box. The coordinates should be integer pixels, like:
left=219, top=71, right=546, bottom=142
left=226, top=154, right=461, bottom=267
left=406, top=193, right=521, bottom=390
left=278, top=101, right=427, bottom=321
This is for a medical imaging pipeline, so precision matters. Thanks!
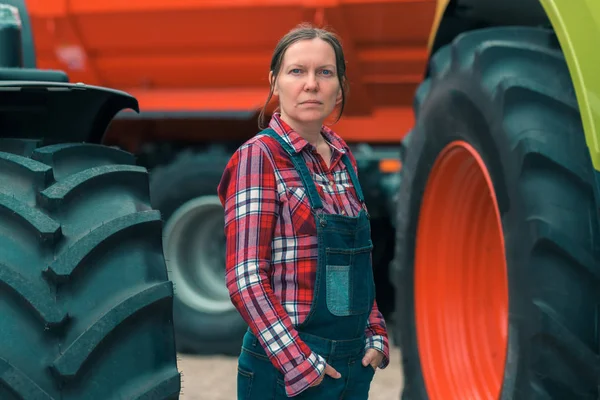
left=393, top=27, right=600, bottom=399
left=150, top=151, right=247, bottom=356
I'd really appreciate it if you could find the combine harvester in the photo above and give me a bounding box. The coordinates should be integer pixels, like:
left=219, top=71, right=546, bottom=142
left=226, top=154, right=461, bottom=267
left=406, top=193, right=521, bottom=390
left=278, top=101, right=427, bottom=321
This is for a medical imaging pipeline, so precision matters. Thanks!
left=21, top=0, right=600, bottom=398
left=28, top=0, right=418, bottom=356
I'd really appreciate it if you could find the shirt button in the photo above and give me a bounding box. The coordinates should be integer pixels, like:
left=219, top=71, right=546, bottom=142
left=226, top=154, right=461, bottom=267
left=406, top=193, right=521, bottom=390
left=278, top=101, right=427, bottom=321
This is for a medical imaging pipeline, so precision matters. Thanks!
left=329, top=180, right=334, bottom=185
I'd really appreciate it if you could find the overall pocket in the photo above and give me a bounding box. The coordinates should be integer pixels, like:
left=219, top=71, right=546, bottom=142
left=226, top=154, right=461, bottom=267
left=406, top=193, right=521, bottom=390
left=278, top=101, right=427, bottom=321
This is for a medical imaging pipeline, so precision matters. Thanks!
left=237, top=347, right=275, bottom=400
left=237, top=366, right=254, bottom=400
left=325, top=243, right=374, bottom=316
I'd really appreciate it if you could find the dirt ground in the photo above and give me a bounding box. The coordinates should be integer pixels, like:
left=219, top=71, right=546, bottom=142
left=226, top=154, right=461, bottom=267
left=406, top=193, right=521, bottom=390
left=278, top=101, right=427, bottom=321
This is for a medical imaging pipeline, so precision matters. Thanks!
left=177, top=344, right=404, bottom=400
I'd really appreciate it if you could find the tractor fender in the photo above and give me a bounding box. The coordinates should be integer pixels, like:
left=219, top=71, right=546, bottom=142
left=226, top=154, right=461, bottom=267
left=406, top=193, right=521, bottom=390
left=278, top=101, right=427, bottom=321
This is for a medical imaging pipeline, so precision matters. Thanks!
left=0, top=81, right=139, bottom=145
left=538, top=0, right=600, bottom=172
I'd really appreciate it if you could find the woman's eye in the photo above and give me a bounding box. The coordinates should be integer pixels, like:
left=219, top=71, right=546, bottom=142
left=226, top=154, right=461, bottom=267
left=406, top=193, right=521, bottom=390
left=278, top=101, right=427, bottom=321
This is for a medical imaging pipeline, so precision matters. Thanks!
left=290, top=68, right=301, bottom=74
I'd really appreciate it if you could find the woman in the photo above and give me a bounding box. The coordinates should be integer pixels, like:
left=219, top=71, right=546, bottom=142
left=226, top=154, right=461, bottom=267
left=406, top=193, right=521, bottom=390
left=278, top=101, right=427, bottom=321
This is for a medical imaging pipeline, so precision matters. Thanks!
left=217, top=23, right=390, bottom=399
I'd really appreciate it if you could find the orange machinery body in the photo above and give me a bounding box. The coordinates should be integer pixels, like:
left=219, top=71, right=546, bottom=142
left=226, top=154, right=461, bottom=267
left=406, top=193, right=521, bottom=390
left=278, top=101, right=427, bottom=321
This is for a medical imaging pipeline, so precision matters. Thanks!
left=26, top=0, right=436, bottom=148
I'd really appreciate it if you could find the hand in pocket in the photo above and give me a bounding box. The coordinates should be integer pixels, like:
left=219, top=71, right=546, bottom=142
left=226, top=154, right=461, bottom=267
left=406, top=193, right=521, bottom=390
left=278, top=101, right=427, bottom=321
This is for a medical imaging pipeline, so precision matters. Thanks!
left=362, top=348, right=384, bottom=371
left=310, top=362, right=341, bottom=387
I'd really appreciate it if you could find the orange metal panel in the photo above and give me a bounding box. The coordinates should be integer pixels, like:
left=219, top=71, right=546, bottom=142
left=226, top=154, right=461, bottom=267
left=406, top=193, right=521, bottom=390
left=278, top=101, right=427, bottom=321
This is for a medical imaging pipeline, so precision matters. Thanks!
left=125, top=88, right=270, bottom=112
left=92, top=51, right=272, bottom=89
left=25, top=0, right=67, bottom=16
left=27, top=0, right=435, bottom=143
left=69, top=0, right=310, bottom=13
left=329, top=107, right=414, bottom=142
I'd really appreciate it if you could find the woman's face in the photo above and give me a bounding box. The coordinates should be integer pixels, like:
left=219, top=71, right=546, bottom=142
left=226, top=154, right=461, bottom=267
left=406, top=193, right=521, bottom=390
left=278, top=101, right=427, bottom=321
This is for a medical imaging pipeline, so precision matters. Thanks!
left=270, top=38, right=342, bottom=127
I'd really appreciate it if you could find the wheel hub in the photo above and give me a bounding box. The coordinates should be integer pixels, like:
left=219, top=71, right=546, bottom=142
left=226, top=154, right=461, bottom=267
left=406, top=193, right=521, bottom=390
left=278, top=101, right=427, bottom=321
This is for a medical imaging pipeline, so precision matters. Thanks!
left=163, top=195, right=232, bottom=314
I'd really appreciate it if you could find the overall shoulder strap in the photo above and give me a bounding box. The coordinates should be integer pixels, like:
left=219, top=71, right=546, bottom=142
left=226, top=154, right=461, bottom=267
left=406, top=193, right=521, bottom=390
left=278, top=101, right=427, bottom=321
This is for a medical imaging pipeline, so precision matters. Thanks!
left=259, top=128, right=294, bottom=156
left=341, top=153, right=365, bottom=204
left=258, top=128, right=324, bottom=210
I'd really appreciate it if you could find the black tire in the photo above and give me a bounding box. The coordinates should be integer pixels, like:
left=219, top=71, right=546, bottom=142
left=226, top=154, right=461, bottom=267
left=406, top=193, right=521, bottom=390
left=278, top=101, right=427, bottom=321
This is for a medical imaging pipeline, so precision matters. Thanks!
left=0, top=141, right=181, bottom=399
left=393, top=27, right=600, bottom=399
left=150, top=151, right=247, bottom=356
left=369, top=218, right=396, bottom=319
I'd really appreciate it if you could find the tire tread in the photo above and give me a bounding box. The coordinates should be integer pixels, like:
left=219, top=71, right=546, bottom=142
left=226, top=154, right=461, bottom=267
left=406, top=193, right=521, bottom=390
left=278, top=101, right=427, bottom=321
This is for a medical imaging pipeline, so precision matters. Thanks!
left=43, top=211, right=162, bottom=283
left=0, top=142, right=180, bottom=399
left=38, top=165, right=148, bottom=211
left=51, top=282, right=173, bottom=380
left=0, top=358, right=53, bottom=400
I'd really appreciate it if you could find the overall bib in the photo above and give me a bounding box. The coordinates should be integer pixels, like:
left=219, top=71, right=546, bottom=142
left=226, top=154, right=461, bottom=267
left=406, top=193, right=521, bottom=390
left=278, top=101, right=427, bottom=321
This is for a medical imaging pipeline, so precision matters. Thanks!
left=236, top=129, right=377, bottom=399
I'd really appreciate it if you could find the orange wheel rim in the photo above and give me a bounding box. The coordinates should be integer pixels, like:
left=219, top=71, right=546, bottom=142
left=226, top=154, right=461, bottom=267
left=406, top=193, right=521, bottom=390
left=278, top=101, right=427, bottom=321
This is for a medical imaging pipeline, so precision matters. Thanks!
left=415, top=140, right=508, bottom=399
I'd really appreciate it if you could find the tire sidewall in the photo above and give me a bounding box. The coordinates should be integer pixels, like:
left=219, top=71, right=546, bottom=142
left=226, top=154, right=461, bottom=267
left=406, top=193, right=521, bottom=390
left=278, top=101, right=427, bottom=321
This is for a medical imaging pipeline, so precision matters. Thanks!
left=171, top=296, right=246, bottom=355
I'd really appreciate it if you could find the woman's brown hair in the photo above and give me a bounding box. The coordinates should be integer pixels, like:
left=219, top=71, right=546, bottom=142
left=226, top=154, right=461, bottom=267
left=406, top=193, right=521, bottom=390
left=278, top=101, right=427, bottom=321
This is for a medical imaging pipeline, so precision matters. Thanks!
left=258, top=22, right=349, bottom=129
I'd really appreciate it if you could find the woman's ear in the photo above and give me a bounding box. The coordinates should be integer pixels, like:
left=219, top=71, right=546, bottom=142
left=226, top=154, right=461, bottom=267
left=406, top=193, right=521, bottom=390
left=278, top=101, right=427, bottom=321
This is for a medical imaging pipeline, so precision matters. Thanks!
left=269, top=71, right=278, bottom=96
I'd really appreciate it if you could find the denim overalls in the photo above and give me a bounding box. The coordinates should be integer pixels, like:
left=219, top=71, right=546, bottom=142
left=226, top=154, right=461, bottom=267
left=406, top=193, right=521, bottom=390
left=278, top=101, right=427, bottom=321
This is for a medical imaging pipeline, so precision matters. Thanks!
left=236, top=129, right=377, bottom=399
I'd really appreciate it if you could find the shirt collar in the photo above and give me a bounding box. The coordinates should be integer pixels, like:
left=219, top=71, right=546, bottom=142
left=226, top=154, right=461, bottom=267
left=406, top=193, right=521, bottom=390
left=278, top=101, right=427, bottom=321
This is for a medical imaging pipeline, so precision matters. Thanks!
left=267, top=113, right=347, bottom=155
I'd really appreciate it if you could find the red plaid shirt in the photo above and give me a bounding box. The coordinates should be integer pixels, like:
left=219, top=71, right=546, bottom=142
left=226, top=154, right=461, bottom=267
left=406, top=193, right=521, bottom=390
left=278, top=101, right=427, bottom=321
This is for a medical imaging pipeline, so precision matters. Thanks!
left=218, top=113, right=389, bottom=397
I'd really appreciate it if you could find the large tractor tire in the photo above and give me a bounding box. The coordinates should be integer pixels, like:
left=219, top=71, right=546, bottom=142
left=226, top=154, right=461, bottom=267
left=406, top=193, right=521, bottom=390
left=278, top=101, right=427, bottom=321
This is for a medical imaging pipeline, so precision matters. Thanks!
left=150, top=151, right=246, bottom=356
left=393, top=27, right=600, bottom=399
left=0, top=140, right=181, bottom=399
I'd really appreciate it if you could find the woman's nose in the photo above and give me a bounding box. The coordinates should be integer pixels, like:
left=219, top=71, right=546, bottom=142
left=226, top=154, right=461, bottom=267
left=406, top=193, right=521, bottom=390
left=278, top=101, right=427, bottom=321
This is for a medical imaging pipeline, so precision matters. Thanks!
left=304, top=73, right=318, bottom=91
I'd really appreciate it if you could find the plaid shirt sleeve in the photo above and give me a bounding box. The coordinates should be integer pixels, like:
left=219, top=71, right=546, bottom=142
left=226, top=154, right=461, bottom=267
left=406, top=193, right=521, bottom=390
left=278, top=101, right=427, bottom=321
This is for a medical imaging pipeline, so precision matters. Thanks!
left=344, top=149, right=391, bottom=369
left=218, top=142, right=326, bottom=397
left=365, top=299, right=390, bottom=369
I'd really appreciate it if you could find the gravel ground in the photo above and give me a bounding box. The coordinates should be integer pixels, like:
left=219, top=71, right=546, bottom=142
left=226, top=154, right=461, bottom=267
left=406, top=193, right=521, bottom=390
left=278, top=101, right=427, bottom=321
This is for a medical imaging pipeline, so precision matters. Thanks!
left=177, top=344, right=404, bottom=399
